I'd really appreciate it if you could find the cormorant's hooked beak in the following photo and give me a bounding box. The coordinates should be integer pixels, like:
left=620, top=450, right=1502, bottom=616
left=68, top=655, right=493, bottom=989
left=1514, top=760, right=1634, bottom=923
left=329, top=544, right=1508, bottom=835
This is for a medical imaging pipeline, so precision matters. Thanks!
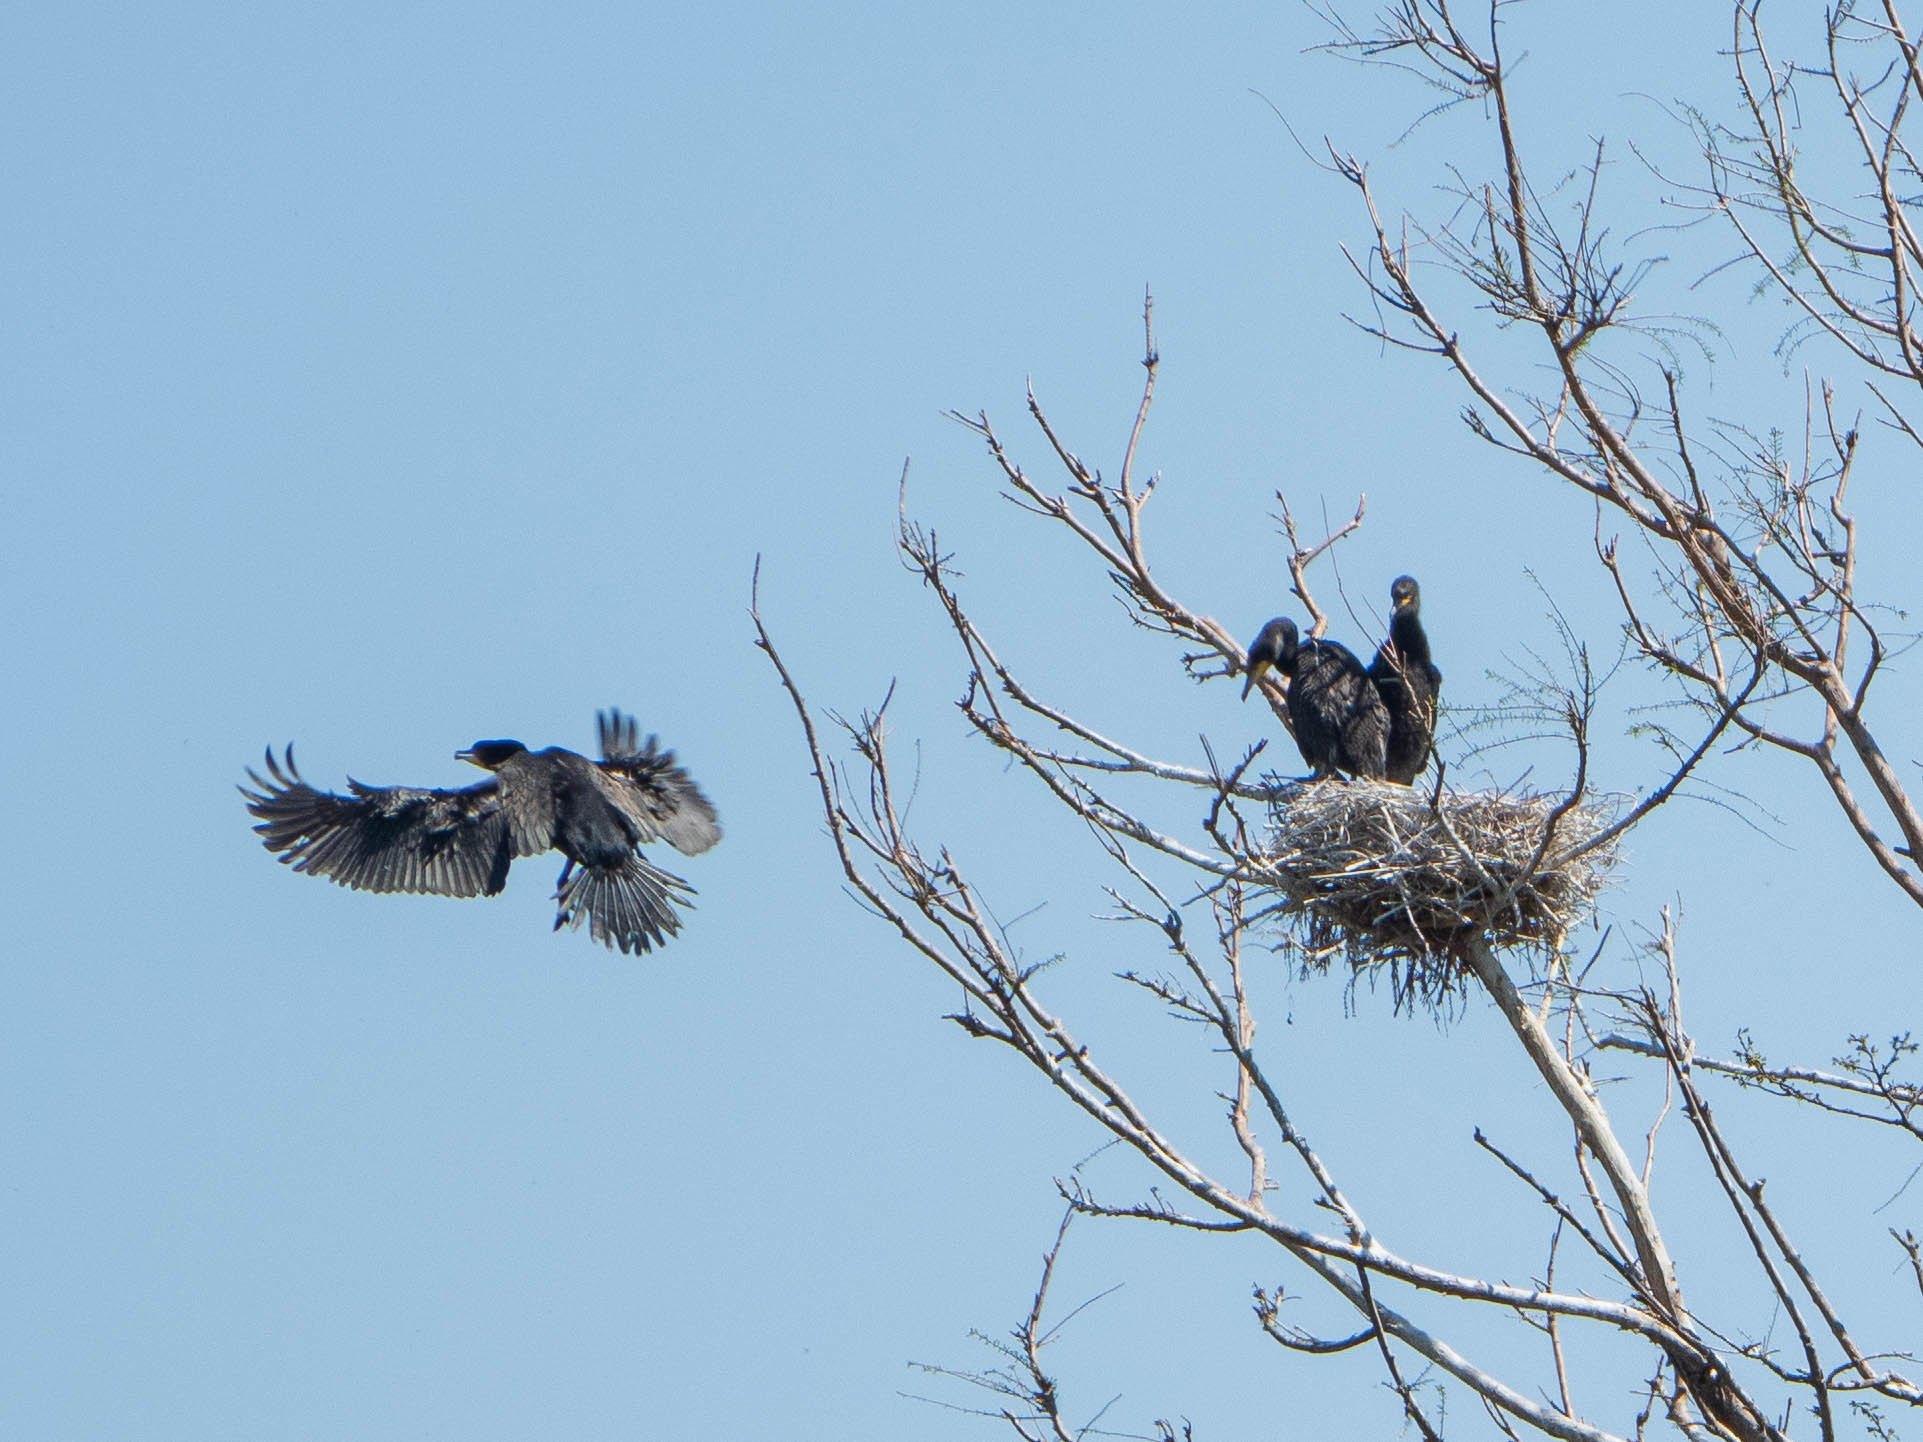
left=1241, top=655, right=1272, bottom=701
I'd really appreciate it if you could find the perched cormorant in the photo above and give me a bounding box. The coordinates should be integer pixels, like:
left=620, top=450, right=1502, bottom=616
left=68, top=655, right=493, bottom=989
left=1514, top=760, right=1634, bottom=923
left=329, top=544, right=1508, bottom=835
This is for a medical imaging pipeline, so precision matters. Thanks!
left=1367, top=575, right=1442, bottom=786
left=1242, top=616, right=1389, bottom=780
left=241, top=710, right=721, bottom=954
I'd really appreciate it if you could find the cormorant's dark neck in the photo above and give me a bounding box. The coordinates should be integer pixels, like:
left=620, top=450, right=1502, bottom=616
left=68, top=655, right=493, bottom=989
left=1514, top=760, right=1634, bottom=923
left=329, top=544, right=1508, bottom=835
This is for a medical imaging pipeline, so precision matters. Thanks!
left=1390, top=610, right=1431, bottom=667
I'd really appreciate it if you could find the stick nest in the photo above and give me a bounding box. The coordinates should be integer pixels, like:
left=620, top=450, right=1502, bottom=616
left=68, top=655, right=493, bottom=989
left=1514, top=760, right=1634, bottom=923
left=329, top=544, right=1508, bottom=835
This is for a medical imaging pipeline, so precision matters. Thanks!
left=1249, top=781, right=1620, bottom=1011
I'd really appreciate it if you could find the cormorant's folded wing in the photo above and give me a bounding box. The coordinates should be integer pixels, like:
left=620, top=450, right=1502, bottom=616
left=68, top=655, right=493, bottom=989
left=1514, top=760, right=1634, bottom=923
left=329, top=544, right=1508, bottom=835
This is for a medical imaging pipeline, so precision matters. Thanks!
left=1298, top=642, right=1390, bottom=780
left=1368, top=643, right=1442, bottom=699
left=1365, top=642, right=1398, bottom=688
left=594, top=710, right=722, bottom=856
left=240, top=746, right=513, bottom=897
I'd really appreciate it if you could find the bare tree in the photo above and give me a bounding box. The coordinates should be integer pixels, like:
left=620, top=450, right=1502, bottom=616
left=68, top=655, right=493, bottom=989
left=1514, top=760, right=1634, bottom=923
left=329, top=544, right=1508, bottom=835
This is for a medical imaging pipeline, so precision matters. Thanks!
left=755, top=5, right=1923, bottom=1439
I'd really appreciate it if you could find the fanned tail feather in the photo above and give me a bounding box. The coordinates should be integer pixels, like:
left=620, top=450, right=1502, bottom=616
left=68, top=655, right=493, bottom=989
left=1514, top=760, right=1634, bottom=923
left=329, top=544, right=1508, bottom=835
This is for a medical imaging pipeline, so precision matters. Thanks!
left=552, top=854, right=694, bottom=955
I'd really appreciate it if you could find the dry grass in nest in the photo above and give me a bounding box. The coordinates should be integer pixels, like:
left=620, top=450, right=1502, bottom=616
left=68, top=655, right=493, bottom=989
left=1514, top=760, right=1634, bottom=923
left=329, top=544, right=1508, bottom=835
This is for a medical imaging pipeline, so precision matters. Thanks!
left=1247, top=780, right=1620, bottom=1012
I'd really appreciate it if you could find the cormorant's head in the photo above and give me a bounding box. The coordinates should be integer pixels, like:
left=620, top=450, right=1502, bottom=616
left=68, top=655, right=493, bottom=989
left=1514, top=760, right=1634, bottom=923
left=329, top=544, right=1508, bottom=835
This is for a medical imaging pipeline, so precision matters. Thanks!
left=456, top=739, right=528, bottom=771
left=1241, top=616, right=1300, bottom=699
left=1389, top=575, right=1422, bottom=616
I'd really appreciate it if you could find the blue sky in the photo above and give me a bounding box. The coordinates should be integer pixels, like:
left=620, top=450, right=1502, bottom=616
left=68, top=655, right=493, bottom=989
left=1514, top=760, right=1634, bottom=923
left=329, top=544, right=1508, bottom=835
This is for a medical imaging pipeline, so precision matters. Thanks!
left=6, top=4, right=1920, bottom=1439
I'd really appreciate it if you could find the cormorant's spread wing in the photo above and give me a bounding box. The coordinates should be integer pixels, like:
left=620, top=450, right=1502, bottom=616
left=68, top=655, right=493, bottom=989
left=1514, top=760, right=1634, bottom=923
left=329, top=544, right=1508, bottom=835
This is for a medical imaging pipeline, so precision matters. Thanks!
left=595, top=709, right=722, bottom=855
left=241, top=746, right=513, bottom=897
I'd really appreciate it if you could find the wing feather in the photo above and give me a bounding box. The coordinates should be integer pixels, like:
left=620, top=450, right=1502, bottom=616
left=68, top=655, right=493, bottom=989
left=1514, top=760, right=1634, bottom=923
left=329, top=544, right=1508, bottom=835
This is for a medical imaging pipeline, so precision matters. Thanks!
left=1369, top=643, right=1442, bottom=786
left=1294, top=642, right=1388, bottom=779
left=593, top=709, right=722, bottom=856
left=240, top=745, right=512, bottom=897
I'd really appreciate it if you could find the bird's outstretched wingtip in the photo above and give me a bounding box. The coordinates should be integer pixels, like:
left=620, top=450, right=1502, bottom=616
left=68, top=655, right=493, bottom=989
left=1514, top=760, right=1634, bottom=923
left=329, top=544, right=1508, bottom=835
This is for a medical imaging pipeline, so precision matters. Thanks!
left=240, top=744, right=303, bottom=807
left=597, top=707, right=649, bottom=762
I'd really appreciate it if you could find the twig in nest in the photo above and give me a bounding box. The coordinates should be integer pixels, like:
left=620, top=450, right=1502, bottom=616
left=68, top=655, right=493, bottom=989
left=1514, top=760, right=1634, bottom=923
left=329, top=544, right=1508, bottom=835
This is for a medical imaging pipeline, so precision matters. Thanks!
left=1247, top=780, right=1621, bottom=1011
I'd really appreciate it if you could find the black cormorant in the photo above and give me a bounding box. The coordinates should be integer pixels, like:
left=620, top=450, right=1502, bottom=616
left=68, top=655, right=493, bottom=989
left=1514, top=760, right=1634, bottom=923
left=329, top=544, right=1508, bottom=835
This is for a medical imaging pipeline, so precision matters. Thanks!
left=1242, top=616, right=1389, bottom=780
left=241, top=709, right=721, bottom=954
left=1367, top=575, right=1442, bottom=786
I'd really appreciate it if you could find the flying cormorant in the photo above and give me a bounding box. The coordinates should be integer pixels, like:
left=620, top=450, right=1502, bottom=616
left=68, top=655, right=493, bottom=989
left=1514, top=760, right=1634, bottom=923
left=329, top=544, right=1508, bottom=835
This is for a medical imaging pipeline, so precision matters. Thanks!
left=1366, top=575, right=1442, bottom=786
left=1242, top=616, right=1389, bottom=780
left=240, top=710, right=721, bottom=954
